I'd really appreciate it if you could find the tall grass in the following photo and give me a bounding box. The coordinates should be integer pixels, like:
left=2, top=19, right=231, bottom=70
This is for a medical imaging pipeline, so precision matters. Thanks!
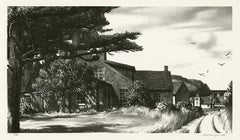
left=219, top=107, right=232, bottom=133
left=120, top=106, right=162, bottom=119
left=119, top=105, right=202, bottom=133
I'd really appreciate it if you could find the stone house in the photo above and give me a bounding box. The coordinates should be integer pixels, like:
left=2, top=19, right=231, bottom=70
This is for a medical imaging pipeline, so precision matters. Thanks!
left=89, top=58, right=135, bottom=110
left=134, top=66, right=173, bottom=105
left=58, top=55, right=135, bottom=111
left=172, top=82, right=190, bottom=105
left=20, top=30, right=180, bottom=112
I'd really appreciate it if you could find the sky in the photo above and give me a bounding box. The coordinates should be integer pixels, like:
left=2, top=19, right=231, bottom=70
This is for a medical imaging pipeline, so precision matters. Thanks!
left=104, top=7, right=233, bottom=90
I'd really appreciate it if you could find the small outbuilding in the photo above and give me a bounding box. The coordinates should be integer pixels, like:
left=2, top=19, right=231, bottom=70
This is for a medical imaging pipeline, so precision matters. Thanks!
left=172, top=82, right=190, bottom=105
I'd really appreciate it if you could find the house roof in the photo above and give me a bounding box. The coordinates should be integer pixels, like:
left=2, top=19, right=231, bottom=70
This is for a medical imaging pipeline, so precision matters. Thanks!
left=134, top=70, right=173, bottom=91
left=172, top=82, right=183, bottom=95
left=105, top=60, right=136, bottom=71
left=211, top=90, right=227, bottom=92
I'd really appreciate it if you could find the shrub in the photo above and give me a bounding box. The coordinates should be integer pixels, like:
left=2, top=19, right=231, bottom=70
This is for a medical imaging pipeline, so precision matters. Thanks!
left=191, top=106, right=204, bottom=117
left=176, top=101, right=192, bottom=110
left=20, top=103, right=35, bottom=115
left=156, top=102, right=178, bottom=113
left=125, top=81, right=154, bottom=108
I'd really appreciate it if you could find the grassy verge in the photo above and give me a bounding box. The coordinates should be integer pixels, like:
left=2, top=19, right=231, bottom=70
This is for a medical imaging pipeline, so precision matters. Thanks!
left=218, top=107, right=232, bottom=133
left=117, top=105, right=203, bottom=133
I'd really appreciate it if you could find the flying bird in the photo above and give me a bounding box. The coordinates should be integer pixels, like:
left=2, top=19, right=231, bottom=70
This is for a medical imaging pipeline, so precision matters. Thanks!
left=225, top=51, right=232, bottom=56
left=198, top=73, right=205, bottom=76
left=218, top=63, right=226, bottom=66
left=190, top=42, right=197, bottom=45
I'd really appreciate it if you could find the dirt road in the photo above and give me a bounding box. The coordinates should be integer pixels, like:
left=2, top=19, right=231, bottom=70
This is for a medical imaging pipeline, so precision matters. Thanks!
left=175, top=111, right=226, bottom=133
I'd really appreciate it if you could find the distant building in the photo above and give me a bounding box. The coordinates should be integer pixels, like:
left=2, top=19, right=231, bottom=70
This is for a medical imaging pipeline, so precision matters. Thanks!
left=134, top=66, right=173, bottom=104
left=194, top=93, right=201, bottom=107
left=172, top=82, right=190, bottom=105
left=211, top=90, right=227, bottom=107
left=196, top=90, right=227, bottom=108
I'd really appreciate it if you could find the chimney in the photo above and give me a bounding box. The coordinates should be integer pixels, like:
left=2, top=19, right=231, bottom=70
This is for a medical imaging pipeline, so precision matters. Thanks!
left=164, top=65, right=168, bottom=72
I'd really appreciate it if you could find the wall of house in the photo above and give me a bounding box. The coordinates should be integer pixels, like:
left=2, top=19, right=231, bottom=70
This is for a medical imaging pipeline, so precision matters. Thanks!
left=70, top=60, right=132, bottom=109
left=160, top=91, right=173, bottom=104
left=70, top=90, right=97, bottom=111
left=69, top=82, right=119, bottom=111
left=150, top=90, right=173, bottom=104
left=175, top=85, right=190, bottom=104
left=98, top=85, right=119, bottom=110
left=101, top=62, right=133, bottom=98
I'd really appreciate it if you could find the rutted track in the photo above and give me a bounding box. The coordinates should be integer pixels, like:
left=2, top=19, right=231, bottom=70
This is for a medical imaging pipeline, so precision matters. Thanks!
left=175, top=111, right=225, bottom=134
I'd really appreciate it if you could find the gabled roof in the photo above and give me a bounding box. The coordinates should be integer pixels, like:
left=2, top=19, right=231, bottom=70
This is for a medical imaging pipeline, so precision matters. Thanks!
left=134, top=70, right=173, bottom=91
left=105, top=60, right=135, bottom=71
left=172, top=82, right=183, bottom=95
left=211, top=90, right=227, bottom=92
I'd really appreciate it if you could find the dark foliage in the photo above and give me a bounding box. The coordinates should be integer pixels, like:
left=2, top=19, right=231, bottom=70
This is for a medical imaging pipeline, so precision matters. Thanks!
left=125, top=80, right=155, bottom=108
left=7, top=7, right=142, bottom=132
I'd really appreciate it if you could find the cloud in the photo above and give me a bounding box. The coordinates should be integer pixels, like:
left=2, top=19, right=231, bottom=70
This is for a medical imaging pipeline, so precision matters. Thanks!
left=170, top=63, right=195, bottom=69
left=107, top=7, right=232, bottom=32
left=186, top=32, right=218, bottom=50
left=199, top=33, right=218, bottom=50
left=185, top=32, right=233, bottom=59
left=173, top=7, right=232, bottom=31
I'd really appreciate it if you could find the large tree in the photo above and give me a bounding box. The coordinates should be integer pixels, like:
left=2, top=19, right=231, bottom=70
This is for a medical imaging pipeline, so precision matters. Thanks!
left=7, top=7, right=142, bottom=132
left=33, top=59, right=95, bottom=113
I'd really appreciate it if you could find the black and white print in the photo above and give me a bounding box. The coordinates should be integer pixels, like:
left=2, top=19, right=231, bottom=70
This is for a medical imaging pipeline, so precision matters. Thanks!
left=6, top=6, right=233, bottom=134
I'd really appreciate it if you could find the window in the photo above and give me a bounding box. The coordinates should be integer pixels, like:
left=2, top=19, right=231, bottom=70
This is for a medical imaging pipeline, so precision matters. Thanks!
left=120, top=89, right=128, bottom=106
left=95, top=67, right=105, bottom=80
left=24, top=95, right=31, bottom=103
left=99, top=89, right=105, bottom=105
left=77, top=94, right=85, bottom=104
left=154, top=93, right=161, bottom=103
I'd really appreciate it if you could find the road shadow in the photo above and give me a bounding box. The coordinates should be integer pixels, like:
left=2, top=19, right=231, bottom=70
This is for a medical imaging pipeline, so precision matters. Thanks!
left=20, top=114, right=82, bottom=122
left=20, top=123, right=122, bottom=133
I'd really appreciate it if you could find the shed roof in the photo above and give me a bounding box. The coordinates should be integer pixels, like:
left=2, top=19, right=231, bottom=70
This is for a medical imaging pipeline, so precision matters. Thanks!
left=134, top=70, right=173, bottom=91
left=172, top=82, right=183, bottom=95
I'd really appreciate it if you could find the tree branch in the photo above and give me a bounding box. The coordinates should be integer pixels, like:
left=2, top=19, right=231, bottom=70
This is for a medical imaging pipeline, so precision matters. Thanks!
left=21, top=49, right=34, bottom=58
left=22, top=49, right=104, bottom=64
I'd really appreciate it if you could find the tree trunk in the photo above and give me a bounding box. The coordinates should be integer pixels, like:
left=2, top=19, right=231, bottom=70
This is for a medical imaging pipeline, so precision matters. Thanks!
left=62, top=95, right=66, bottom=113
left=8, top=67, right=22, bottom=133
left=7, top=26, right=22, bottom=133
